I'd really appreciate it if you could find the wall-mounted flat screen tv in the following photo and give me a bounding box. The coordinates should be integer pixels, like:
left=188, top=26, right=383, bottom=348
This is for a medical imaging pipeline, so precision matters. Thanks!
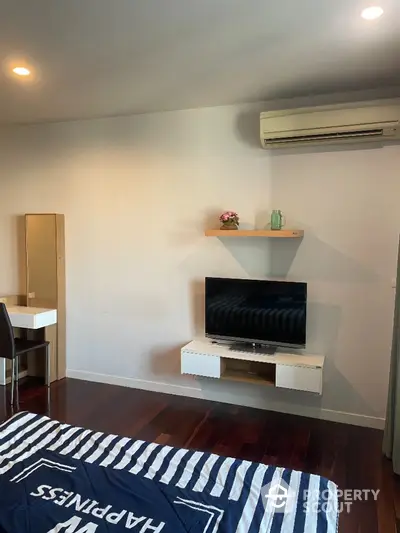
left=205, top=277, right=307, bottom=349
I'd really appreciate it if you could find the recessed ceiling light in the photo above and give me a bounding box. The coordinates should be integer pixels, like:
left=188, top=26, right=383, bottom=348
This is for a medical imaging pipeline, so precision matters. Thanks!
left=361, top=6, right=384, bottom=20
left=12, top=66, right=31, bottom=76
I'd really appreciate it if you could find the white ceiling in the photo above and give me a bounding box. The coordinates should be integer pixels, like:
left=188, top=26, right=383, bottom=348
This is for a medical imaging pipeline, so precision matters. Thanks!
left=0, top=0, right=399, bottom=124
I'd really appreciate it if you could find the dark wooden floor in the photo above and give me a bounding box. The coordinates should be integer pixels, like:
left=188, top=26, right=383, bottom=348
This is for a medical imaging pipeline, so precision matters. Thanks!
left=0, top=378, right=398, bottom=533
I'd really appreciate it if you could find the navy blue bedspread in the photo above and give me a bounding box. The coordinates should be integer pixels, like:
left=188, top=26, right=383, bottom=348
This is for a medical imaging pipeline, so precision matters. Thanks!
left=0, top=412, right=338, bottom=533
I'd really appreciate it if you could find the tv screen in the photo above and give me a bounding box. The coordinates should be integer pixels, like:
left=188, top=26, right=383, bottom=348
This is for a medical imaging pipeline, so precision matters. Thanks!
left=205, top=277, right=307, bottom=348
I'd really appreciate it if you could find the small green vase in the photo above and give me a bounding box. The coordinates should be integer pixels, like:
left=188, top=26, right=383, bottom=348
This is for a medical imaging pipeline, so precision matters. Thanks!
left=270, top=210, right=285, bottom=230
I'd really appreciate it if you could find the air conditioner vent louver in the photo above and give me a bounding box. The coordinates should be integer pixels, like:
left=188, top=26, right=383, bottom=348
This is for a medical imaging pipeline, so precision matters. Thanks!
left=264, top=129, right=385, bottom=146
left=260, top=103, right=400, bottom=149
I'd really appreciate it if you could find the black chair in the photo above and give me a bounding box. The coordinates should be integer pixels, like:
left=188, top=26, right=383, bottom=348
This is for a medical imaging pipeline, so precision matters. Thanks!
left=0, top=303, right=50, bottom=404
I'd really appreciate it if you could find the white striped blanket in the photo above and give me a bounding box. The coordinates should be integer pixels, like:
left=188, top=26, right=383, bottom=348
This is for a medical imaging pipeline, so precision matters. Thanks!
left=0, top=411, right=338, bottom=533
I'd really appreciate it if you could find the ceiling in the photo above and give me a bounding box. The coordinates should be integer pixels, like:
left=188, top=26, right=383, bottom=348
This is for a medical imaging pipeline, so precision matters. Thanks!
left=0, top=0, right=399, bottom=124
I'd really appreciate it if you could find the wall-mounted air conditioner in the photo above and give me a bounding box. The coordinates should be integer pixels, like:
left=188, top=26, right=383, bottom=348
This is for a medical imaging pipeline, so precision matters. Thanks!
left=260, top=103, right=400, bottom=149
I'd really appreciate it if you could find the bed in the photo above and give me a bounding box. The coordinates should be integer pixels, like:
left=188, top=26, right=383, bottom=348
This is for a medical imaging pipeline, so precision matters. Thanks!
left=0, top=411, right=338, bottom=532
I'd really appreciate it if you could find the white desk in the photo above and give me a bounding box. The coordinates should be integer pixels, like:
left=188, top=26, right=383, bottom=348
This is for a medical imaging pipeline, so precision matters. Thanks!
left=7, top=306, right=57, bottom=329
left=0, top=306, right=57, bottom=385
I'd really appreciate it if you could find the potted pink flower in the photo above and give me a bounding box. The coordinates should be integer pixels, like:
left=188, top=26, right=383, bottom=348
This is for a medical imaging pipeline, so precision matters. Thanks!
left=219, top=211, right=239, bottom=230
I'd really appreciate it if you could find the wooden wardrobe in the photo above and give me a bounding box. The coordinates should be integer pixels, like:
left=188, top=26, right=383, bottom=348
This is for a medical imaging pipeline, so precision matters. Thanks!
left=25, top=213, right=66, bottom=383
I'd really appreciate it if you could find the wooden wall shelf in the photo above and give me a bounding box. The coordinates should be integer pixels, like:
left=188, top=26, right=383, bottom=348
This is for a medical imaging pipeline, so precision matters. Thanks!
left=204, top=229, right=304, bottom=238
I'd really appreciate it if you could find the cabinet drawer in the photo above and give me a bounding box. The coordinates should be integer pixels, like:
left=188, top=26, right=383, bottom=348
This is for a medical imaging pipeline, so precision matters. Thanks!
left=181, top=352, right=221, bottom=378
left=276, top=365, right=322, bottom=394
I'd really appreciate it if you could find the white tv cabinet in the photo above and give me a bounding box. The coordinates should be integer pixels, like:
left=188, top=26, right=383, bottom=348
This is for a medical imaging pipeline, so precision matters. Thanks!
left=181, top=340, right=324, bottom=394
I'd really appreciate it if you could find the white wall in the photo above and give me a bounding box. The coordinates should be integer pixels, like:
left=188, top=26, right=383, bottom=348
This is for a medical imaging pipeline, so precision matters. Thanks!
left=0, top=102, right=398, bottom=429
left=0, top=102, right=273, bottom=400
left=270, top=144, right=400, bottom=425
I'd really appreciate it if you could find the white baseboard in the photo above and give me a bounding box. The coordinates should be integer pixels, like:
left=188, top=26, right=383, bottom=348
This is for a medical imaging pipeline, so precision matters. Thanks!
left=66, top=369, right=385, bottom=430
left=66, top=370, right=199, bottom=398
